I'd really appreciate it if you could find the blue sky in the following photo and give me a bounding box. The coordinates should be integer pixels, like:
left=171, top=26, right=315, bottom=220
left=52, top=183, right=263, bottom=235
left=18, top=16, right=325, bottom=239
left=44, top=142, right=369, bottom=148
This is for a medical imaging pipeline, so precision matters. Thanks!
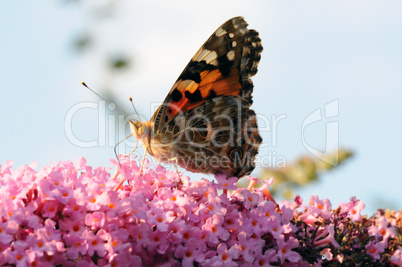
left=1, top=0, right=401, bottom=214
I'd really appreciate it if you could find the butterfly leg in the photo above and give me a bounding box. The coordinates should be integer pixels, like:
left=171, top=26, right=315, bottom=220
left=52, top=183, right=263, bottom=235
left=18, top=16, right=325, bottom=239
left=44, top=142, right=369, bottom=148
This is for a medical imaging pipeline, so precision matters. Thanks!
left=112, top=139, right=139, bottom=190
left=121, top=140, right=139, bottom=157
left=175, top=158, right=180, bottom=188
left=173, top=157, right=179, bottom=173
left=114, top=134, right=135, bottom=167
left=166, top=157, right=180, bottom=187
left=112, top=169, right=126, bottom=191
left=113, top=148, right=147, bottom=191
left=137, top=149, right=147, bottom=175
left=121, top=140, right=139, bottom=187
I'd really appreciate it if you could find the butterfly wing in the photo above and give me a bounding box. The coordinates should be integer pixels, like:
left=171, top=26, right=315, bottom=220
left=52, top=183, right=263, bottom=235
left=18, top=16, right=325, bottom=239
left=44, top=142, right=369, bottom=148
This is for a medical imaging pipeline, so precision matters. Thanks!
left=151, top=16, right=263, bottom=133
left=146, top=17, right=263, bottom=177
left=152, top=95, right=262, bottom=177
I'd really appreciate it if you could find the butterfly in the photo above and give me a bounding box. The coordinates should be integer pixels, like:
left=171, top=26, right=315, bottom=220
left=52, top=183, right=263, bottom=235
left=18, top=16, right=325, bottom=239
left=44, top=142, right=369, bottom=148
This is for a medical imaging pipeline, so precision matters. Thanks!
left=130, top=17, right=262, bottom=178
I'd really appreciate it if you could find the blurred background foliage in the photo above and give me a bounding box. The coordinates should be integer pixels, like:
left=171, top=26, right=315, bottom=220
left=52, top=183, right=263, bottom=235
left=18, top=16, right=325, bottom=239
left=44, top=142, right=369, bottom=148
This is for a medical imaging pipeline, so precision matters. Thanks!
left=69, top=0, right=131, bottom=72
left=68, top=0, right=134, bottom=122
left=239, top=149, right=354, bottom=200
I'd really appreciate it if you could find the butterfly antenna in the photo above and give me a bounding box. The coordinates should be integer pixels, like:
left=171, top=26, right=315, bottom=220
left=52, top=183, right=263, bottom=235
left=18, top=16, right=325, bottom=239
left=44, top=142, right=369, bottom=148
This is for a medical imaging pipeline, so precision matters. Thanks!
left=81, top=82, right=138, bottom=122
left=129, top=97, right=141, bottom=121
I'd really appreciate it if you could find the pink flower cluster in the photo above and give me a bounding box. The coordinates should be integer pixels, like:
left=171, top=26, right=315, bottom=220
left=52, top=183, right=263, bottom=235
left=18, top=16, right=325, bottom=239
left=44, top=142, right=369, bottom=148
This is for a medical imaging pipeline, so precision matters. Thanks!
left=0, top=157, right=401, bottom=266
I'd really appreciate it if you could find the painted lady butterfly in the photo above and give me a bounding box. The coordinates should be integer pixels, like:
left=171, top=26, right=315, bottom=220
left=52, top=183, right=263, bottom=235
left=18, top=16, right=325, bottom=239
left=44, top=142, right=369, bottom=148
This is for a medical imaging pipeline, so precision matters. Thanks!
left=130, top=17, right=262, bottom=177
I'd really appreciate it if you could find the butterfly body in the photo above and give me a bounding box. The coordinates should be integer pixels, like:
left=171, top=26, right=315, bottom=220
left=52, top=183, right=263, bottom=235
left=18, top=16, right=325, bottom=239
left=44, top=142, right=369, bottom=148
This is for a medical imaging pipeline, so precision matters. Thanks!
left=130, top=17, right=263, bottom=177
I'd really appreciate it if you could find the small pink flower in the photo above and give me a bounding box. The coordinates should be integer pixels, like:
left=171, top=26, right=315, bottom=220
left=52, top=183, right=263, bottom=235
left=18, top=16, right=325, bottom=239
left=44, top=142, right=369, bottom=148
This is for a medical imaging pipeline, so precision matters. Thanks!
left=258, top=177, right=275, bottom=202
left=2, top=177, right=26, bottom=202
left=202, top=214, right=229, bottom=244
left=241, top=189, right=259, bottom=209
left=155, top=187, right=184, bottom=210
left=320, top=248, right=333, bottom=261
left=258, top=201, right=280, bottom=221
left=233, top=232, right=264, bottom=263
left=339, top=197, right=365, bottom=222
left=123, top=192, right=147, bottom=222
left=186, top=178, right=210, bottom=198
left=223, top=209, right=240, bottom=233
left=63, top=234, right=87, bottom=260
left=139, top=172, right=162, bottom=195
left=0, top=160, right=13, bottom=177
left=166, top=219, right=186, bottom=245
left=391, top=248, right=402, bottom=266
left=74, top=185, right=101, bottom=211
left=313, top=225, right=340, bottom=249
left=41, top=200, right=59, bottom=218
left=25, top=227, right=62, bottom=257
left=277, top=236, right=301, bottom=263
left=208, top=243, right=239, bottom=266
left=247, top=176, right=260, bottom=191
left=131, top=223, right=151, bottom=252
left=242, top=209, right=264, bottom=236
left=174, top=237, right=205, bottom=265
left=85, top=211, right=106, bottom=229
left=368, top=216, right=397, bottom=244
left=48, top=170, right=71, bottom=190
left=4, top=240, right=30, bottom=266
left=74, top=157, right=87, bottom=170
left=181, top=200, right=202, bottom=223
left=308, top=196, right=332, bottom=220
left=365, top=240, right=384, bottom=260
left=148, top=209, right=175, bottom=232
left=37, top=178, right=56, bottom=200
left=54, top=187, right=74, bottom=205
left=147, top=229, right=169, bottom=254
left=105, top=229, right=131, bottom=256
left=165, top=188, right=188, bottom=207
left=0, top=219, right=18, bottom=244
left=97, top=189, right=121, bottom=213
left=180, top=226, right=203, bottom=243
left=109, top=253, right=143, bottom=266
left=280, top=205, right=294, bottom=224
left=43, top=219, right=62, bottom=241
left=82, top=229, right=107, bottom=257
left=198, top=197, right=226, bottom=221
left=253, top=249, right=278, bottom=267
left=267, top=217, right=285, bottom=238
left=147, top=163, right=178, bottom=187
left=215, top=175, right=238, bottom=190
left=59, top=217, right=86, bottom=236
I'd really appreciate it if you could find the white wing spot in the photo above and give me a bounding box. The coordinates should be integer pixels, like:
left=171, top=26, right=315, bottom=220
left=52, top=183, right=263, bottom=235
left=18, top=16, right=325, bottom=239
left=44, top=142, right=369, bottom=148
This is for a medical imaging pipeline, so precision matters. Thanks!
left=194, top=50, right=219, bottom=66
left=204, top=51, right=218, bottom=66
left=194, top=49, right=209, bottom=61
left=232, top=19, right=240, bottom=29
left=232, top=41, right=237, bottom=47
left=215, top=28, right=227, bottom=37
left=229, top=33, right=235, bottom=38
left=239, top=28, right=246, bottom=35
left=227, top=50, right=235, bottom=61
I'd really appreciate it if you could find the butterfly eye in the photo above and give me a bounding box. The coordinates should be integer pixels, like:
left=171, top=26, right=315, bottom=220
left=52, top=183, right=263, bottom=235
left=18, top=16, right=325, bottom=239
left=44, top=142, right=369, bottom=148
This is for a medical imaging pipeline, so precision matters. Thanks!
left=132, top=121, right=144, bottom=136
left=137, top=126, right=144, bottom=136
